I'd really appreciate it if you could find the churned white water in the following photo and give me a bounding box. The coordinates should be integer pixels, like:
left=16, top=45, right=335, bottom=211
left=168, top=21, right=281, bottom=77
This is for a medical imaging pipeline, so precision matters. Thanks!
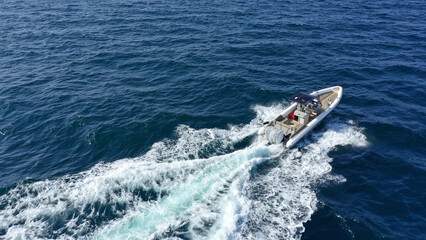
left=0, top=103, right=367, bottom=240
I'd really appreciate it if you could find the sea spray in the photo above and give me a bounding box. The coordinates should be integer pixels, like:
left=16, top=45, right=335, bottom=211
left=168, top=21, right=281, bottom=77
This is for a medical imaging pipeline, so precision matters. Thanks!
left=0, top=103, right=367, bottom=240
left=91, top=145, right=282, bottom=240
left=237, top=121, right=368, bottom=240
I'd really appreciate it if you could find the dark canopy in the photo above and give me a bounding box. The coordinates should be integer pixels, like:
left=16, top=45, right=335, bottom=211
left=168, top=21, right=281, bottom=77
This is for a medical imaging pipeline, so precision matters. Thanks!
left=288, top=92, right=316, bottom=104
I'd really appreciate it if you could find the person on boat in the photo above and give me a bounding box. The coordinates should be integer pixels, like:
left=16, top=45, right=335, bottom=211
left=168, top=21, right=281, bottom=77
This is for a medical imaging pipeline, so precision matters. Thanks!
left=311, top=98, right=322, bottom=114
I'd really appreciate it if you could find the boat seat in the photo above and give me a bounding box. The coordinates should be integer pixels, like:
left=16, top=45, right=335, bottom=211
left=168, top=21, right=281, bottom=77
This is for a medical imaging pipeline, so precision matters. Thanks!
left=274, top=118, right=301, bottom=136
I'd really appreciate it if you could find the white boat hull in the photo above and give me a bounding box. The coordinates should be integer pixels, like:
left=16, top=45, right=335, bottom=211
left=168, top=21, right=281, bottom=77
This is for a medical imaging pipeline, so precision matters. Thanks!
left=260, top=86, right=343, bottom=148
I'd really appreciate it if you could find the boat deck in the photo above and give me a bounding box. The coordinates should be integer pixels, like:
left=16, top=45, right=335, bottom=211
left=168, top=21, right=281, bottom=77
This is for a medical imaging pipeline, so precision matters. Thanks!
left=268, top=88, right=340, bottom=140
left=319, top=92, right=338, bottom=110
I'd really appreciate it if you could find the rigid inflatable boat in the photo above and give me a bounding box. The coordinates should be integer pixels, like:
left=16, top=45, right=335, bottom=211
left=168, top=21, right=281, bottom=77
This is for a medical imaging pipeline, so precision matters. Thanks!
left=258, top=86, right=343, bottom=148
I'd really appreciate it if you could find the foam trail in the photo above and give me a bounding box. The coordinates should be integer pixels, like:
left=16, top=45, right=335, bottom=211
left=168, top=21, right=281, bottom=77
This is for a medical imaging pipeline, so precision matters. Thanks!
left=92, top=145, right=282, bottom=240
left=0, top=102, right=368, bottom=240
left=235, top=122, right=368, bottom=240
left=0, top=102, right=272, bottom=239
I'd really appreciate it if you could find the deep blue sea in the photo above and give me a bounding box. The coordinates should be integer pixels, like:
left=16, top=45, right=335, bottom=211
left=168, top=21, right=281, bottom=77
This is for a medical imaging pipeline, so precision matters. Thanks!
left=0, top=0, right=425, bottom=239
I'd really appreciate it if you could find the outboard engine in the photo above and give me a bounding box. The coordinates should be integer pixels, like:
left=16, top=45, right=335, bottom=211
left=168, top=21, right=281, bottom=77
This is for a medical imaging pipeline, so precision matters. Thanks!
left=264, top=125, right=284, bottom=144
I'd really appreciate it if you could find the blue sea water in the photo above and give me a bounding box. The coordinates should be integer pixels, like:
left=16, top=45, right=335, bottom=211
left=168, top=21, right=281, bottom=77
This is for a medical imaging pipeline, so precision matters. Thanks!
left=0, top=0, right=425, bottom=239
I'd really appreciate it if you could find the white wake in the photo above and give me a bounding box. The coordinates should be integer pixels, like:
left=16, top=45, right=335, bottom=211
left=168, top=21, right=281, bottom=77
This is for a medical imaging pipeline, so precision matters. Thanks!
left=0, top=103, right=367, bottom=240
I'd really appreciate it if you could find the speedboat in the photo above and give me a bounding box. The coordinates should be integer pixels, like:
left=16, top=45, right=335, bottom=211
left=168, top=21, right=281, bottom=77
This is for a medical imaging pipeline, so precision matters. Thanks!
left=258, top=86, right=343, bottom=148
